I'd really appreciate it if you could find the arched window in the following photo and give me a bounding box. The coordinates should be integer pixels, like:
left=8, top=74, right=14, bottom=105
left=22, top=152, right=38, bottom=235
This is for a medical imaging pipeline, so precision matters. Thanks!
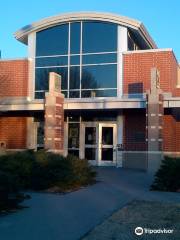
left=35, top=21, right=118, bottom=99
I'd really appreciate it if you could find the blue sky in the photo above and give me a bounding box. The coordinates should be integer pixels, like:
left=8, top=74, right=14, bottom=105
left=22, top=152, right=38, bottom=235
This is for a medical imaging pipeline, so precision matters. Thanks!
left=1, top=0, right=180, bottom=61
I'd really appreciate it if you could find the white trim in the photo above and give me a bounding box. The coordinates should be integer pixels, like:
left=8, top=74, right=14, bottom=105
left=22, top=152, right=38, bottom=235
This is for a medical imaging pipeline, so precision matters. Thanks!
left=36, top=54, right=69, bottom=58
left=79, top=21, right=83, bottom=98
left=82, top=122, right=117, bottom=166
left=79, top=122, right=85, bottom=159
left=36, top=51, right=117, bottom=58
left=28, top=32, right=36, bottom=100
left=117, top=114, right=123, bottom=145
left=26, top=117, right=37, bottom=150
left=36, top=65, right=68, bottom=69
left=14, top=12, right=156, bottom=48
left=117, top=25, right=127, bottom=97
left=64, top=122, right=68, bottom=156
left=82, top=51, right=117, bottom=55
left=67, top=23, right=71, bottom=98
left=35, top=62, right=117, bottom=69
left=123, top=48, right=173, bottom=55
left=123, top=151, right=161, bottom=153
left=53, top=88, right=117, bottom=91
left=81, top=62, right=117, bottom=66
left=0, top=58, right=28, bottom=61
left=118, top=26, right=128, bottom=52
left=98, top=123, right=117, bottom=166
left=1, top=96, right=180, bottom=111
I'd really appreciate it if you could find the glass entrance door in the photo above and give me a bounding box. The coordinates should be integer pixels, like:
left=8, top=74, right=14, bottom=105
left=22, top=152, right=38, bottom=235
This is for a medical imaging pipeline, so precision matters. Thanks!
left=84, top=123, right=98, bottom=165
left=99, top=123, right=117, bottom=165
left=83, top=123, right=117, bottom=166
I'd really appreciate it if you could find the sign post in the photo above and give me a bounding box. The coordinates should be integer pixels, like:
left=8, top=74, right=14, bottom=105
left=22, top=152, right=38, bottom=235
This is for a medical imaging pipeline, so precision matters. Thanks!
left=146, top=68, right=163, bottom=173
left=44, top=72, right=64, bottom=154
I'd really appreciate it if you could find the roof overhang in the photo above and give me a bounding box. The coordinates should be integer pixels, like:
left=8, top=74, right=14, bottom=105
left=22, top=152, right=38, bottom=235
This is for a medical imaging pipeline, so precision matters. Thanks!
left=14, top=12, right=157, bottom=49
left=1, top=97, right=180, bottom=112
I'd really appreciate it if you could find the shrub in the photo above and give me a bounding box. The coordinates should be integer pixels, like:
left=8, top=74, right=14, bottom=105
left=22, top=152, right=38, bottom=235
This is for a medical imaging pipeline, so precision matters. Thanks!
left=31, top=151, right=96, bottom=191
left=0, top=150, right=96, bottom=193
left=0, top=151, right=35, bottom=189
left=65, top=154, right=96, bottom=186
left=0, top=170, right=24, bottom=211
left=151, top=157, right=180, bottom=192
left=30, top=151, right=66, bottom=190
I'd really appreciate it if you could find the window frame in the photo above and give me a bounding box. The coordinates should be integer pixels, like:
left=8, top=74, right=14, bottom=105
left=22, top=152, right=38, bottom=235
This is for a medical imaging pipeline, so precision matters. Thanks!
left=35, top=21, right=118, bottom=99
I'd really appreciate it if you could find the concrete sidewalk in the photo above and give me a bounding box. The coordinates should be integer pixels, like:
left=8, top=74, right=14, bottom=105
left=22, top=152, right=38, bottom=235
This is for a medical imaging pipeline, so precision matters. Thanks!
left=0, top=168, right=179, bottom=240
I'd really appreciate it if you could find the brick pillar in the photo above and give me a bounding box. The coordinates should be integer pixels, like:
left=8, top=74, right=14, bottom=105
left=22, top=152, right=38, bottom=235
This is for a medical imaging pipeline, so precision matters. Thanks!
left=44, top=72, right=64, bottom=154
left=146, top=68, right=163, bottom=173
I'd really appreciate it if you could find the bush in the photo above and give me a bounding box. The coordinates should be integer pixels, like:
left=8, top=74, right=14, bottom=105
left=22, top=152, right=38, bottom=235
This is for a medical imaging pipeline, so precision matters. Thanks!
left=31, top=151, right=96, bottom=191
left=0, top=150, right=96, bottom=193
left=151, top=157, right=180, bottom=192
left=0, top=170, right=25, bottom=211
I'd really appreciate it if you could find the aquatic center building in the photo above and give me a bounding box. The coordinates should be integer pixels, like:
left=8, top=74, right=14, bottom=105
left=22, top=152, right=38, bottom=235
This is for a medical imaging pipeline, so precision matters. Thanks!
left=0, top=12, right=180, bottom=172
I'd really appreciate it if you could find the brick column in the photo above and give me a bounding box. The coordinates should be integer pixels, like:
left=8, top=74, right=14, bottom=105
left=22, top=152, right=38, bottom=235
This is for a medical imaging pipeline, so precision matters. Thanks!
left=146, top=68, right=163, bottom=173
left=44, top=72, right=64, bottom=154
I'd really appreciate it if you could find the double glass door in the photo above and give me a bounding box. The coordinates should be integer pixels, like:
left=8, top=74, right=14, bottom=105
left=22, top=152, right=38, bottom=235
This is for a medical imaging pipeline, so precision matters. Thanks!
left=84, top=123, right=117, bottom=165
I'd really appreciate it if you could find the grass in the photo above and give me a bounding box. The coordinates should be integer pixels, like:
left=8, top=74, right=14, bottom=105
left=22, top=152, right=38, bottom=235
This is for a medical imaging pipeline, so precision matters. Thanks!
left=82, top=200, right=180, bottom=240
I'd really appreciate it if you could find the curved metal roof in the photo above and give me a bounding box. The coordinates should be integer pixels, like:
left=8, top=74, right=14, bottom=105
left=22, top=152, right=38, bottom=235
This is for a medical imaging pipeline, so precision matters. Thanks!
left=14, top=12, right=157, bottom=48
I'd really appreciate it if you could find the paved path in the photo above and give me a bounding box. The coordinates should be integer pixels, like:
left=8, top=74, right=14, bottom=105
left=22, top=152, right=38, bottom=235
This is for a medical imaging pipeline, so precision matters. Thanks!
left=0, top=168, right=179, bottom=240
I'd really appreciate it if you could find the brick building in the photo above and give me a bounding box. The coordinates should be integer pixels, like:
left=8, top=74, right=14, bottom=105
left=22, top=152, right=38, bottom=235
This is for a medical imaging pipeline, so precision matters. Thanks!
left=0, top=12, right=180, bottom=172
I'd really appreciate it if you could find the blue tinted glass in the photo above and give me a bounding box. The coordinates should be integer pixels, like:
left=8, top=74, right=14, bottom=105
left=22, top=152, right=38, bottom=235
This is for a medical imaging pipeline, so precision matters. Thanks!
left=70, top=22, right=81, bottom=54
left=35, top=91, right=45, bottom=99
left=81, top=89, right=117, bottom=98
left=82, top=22, right=117, bottom=53
left=35, top=67, right=68, bottom=91
left=69, top=91, right=80, bottom=98
left=36, top=56, right=68, bottom=67
left=36, top=24, right=69, bottom=56
left=82, top=64, right=117, bottom=89
left=82, top=53, right=117, bottom=64
left=70, top=55, right=80, bottom=65
left=70, top=66, right=80, bottom=89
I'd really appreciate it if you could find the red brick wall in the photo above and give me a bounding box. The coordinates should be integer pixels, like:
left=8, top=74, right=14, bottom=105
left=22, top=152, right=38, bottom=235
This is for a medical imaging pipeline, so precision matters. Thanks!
left=123, top=50, right=178, bottom=96
left=123, top=110, right=180, bottom=153
left=123, top=110, right=147, bottom=151
left=163, top=109, right=180, bottom=153
left=0, top=59, right=28, bottom=97
left=0, top=117, right=27, bottom=149
left=163, top=114, right=176, bottom=152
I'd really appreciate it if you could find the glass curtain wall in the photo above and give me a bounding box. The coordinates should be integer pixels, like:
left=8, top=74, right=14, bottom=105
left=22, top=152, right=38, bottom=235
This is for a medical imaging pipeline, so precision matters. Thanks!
left=35, top=21, right=118, bottom=99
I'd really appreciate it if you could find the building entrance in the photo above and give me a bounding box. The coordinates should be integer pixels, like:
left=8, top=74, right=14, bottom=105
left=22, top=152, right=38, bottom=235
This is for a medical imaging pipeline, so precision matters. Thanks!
left=83, top=122, right=117, bottom=166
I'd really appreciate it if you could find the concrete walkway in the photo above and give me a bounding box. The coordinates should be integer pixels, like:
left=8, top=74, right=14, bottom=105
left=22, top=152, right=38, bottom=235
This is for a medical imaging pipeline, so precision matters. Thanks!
left=0, top=168, right=179, bottom=240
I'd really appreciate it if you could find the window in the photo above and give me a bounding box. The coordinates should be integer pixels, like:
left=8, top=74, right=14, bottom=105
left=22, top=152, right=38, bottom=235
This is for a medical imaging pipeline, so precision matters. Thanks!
left=128, top=35, right=135, bottom=50
left=70, top=66, right=80, bottom=89
left=128, top=32, right=140, bottom=51
left=35, top=67, right=68, bottom=91
left=82, top=22, right=117, bottom=53
left=68, top=123, right=80, bottom=157
left=81, top=89, right=117, bottom=98
left=82, top=65, right=117, bottom=89
left=36, top=24, right=69, bottom=56
left=70, top=22, right=81, bottom=54
left=82, top=53, right=117, bottom=64
left=36, top=56, right=68, bottom=67
left=70, top=55, right=80, bottom=65
left=35, top=21, right=118, bottom=99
